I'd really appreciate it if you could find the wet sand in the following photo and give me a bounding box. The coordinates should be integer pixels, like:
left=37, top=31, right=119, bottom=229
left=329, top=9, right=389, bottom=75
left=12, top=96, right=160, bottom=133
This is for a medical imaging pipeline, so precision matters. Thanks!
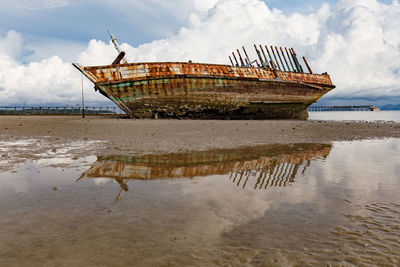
left=1, top=116, right=400, bottom=266
left=0, top=139, right=399, bottom=266
left=0, top=116, right=399, bottom=157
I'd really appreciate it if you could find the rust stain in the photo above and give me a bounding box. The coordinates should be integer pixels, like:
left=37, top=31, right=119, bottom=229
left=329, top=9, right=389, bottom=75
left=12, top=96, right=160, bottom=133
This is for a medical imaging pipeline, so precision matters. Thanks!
left=84, top=62, right=333, bottom=88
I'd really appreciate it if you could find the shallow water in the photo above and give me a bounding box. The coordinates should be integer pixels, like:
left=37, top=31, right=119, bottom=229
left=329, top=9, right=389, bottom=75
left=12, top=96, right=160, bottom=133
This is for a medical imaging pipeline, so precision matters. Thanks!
left=0, top=139, right=399, bottom=266
left=309, top=110, right=400, bottom=122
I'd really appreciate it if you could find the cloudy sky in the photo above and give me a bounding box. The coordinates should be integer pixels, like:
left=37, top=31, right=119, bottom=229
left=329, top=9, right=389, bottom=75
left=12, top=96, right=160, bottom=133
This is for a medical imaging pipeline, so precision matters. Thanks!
left=0, top=0, right=399, bottom=106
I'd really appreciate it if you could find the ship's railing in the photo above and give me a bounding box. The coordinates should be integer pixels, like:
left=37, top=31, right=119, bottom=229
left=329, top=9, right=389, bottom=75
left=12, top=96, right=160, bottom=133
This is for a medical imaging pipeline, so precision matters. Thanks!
left=228, top=44, right=312, bottom=74
left=308, top=105, right=377, bottom=112
left=0, top=106, right=125, bottom=116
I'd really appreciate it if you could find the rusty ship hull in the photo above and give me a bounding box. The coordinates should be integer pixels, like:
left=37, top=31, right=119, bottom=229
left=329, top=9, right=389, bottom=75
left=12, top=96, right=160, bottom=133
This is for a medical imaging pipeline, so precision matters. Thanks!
left=73, top=61, right=335, bottom=119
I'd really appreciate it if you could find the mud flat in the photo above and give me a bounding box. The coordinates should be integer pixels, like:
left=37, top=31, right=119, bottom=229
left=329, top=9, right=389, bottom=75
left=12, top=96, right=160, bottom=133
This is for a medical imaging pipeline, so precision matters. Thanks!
left=1, top=116, right=400, bottom=266
left=0, top=116, right=399, bottom=157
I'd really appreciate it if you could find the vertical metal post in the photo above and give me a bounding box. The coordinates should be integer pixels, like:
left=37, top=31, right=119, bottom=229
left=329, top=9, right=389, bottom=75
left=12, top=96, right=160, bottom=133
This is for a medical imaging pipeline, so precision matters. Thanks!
left=291, top=48, right=304, bottom=73
left=291, top=48, right=300, bottom=72
left=242, top=46, right=252, bottom=67
left=259, top=45, right=270, bottom=68
left=270, top=60, right=277, bottom=69
left=232, top=52, right=239, bottom=66
left=254, top=44, right=265, bottom=67
left=270, top=45, right=281, bottom=71
left=81, top=73, right=85, bottom=118
left=285, top=47, right=296, bottom=72
left=229, top=56, right=234, bottom=66
left=280, top=47, right=291, bottom=72
left=302, top=57, right=313, bottom=74
left=265, top=45, right=275, bottom=67
left=275, top=46, right=286, bottom=72
left=237, top=49, right=245, bottom=66
left=289, top=48, right=300, bottom=72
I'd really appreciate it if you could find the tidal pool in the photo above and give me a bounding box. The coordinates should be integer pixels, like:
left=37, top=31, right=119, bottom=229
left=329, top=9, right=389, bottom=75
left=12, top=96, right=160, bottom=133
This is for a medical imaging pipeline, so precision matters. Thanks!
left=0, top=139, right=399, bottom=266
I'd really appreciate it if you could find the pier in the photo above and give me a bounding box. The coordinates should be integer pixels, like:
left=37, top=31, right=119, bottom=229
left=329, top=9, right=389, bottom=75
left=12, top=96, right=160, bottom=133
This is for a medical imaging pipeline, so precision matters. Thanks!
left=308, top=105, right=378, bottom=112
left=1, top=105, right=381, bottom=115
left=0, top=106, right=123, bottom=116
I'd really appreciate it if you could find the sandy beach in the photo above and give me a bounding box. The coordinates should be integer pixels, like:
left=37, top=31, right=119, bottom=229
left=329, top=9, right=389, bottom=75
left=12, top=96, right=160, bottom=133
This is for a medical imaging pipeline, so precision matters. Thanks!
left=0, top=116, right=399, bottom=157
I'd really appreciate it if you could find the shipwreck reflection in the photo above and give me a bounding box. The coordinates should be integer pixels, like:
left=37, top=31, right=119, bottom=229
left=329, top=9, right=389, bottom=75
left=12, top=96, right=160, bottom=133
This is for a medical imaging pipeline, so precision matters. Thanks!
left=79, top=143, right=331, bottom=201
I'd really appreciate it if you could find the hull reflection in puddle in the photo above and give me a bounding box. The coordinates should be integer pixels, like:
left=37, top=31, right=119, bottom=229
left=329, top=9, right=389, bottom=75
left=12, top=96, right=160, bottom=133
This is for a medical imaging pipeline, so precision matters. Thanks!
left=79, top=143, right=332, bottom=201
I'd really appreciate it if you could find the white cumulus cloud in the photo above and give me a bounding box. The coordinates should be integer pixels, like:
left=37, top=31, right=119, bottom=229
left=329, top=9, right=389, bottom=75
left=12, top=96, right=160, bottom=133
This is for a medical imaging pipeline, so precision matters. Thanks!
left=0, top=0, right=399, bottom=106
left=0, top=31, right=105, bottom=106
left=313, top=0, right=400, bottom=99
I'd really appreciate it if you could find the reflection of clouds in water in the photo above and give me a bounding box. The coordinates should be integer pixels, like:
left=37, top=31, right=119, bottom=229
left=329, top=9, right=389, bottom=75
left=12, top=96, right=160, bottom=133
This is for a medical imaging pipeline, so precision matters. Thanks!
left=282, top=172, right=318, bottom=204
left=93, top=178, right=112, bottom=185
left=0, top=170, right=31, bottom=193
left=312, top=139, right=399, bottom=184
left=396, top=165, right=400, bottom=178
left=389, top=141, right=398, bottom=151
left=33, top=142, right=103, bottom=160
left=0, top=156, right=97, bottom=194
left=37, top=157, right=76, bottom=165
left=1, top=138, right=399, bottom=265
left=36, top=155, right=97, bottom=167
left=82, top=156, right=98, bottom=163
left=179, top=175, right=272, bottom=237
left=331, top=140, right=399, bottom=192
left=177, top=139, right=400, bottom=238
left=0, top=138, right=102, bottom=170
left=278, top=139, right=400, bottom=213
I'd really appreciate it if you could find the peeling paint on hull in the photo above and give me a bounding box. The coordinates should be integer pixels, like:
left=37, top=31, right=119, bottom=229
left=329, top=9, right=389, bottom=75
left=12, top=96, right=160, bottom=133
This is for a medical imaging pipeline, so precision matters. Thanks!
left=73, top=62, right=335, bottom=119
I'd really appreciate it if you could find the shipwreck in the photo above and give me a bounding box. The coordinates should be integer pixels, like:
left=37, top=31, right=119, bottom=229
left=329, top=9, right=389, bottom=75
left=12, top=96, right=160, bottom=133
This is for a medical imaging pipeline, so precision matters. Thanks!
left=73, top=32, right=335, bottom=119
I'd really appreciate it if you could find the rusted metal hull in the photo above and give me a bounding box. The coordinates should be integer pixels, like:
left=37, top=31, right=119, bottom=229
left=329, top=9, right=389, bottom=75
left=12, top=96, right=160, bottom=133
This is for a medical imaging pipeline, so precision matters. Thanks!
left=73, top=62, right=335, bottom=119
